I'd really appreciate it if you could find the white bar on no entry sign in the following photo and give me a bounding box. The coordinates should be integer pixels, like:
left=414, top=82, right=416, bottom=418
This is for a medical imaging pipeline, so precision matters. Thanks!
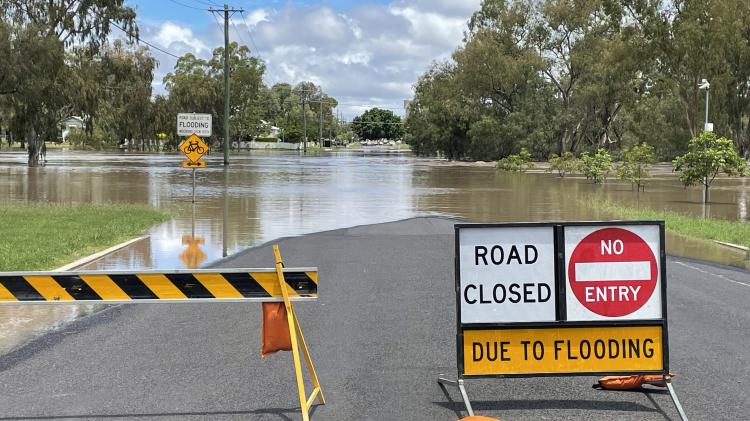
left=574, top=261, right=651, bottom=282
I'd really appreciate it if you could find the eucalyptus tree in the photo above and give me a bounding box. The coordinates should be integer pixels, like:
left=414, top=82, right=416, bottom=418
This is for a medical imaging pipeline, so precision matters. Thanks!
left=2, top=0, right=137, bottom=166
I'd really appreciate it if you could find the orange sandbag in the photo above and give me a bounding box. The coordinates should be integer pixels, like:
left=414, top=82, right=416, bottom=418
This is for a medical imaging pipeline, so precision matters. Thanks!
left=261, top=302, right=292, bottom=357
left=595, top=372, right=675, bottom=390
left=458, top=417, right=501, bottom=421
left=642, top=372, right=675, bottom=387
left=595, top=375, right=646, bottom=390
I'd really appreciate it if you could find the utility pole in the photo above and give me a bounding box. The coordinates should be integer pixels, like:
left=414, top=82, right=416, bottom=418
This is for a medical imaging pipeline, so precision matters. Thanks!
left=319, top=99, right=324, bottom=147
left=329, top=106, right=334, bottom=141
left=303, top=98, right=307, bottom=154
left=209, top=4, right=244, bottom=166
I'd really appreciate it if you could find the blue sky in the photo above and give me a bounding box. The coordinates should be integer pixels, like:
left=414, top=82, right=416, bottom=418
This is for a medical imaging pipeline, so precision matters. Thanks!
left=124, top=0, right=481, bottom=119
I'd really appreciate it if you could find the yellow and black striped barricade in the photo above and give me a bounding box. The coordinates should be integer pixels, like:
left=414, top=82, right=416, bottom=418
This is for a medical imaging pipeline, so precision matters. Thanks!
left=0, top=246, right=325, bottom=421
left=0, top=268, right=317, bottom=303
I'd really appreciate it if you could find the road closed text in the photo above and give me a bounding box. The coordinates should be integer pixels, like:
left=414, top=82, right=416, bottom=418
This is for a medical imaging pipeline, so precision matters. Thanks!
left=462, top=326, right=663, bottom=375
left=459, top=226, right=556, bottom=323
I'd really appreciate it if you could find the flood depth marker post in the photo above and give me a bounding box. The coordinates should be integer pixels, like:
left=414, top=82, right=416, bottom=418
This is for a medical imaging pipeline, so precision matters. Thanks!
left=439, top=221, right=688, bottom=420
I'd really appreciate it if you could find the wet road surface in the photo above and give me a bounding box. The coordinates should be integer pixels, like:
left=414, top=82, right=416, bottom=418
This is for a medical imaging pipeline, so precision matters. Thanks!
left=0, top=217, right=747, bottom=420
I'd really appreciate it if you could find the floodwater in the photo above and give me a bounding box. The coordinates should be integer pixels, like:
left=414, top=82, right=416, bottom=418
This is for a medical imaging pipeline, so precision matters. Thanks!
left=0, top=149, right=749, bottom=353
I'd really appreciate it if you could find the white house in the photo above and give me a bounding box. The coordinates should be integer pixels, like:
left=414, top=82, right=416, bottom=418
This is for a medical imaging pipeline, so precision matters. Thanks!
left=260, top=120, right=281, bottom=138
left=60, top=116, right=85, bottom=141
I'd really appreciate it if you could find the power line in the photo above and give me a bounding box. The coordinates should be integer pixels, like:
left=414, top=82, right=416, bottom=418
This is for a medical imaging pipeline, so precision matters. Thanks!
left=238, top=10, right=278, bottom=87
left=109, top=21, right=182, bottom=60
left=166, top=0, right=207, bottom=11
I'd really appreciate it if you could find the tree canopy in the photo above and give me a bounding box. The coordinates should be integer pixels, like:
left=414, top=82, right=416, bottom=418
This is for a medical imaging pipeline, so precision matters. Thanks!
left=405, top=0, right=750, bottom=162
left=351, top=108, right=403, bottom=140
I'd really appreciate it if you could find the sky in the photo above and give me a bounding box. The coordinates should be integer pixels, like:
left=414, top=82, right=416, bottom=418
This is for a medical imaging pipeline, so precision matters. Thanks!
left=125, top=0, right=482, bottom=120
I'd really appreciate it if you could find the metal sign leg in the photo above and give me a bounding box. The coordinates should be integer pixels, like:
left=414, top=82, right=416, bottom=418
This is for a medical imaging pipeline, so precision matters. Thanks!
left=438, top=375, right=474, bottom=416
left=192, top=168, right=196, bottom=203
left=665, top=376, right=688, bottom=421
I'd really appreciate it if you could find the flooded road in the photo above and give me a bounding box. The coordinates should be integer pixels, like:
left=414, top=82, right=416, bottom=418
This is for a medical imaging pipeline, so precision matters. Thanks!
left=1, top=149, right=749, bottom=352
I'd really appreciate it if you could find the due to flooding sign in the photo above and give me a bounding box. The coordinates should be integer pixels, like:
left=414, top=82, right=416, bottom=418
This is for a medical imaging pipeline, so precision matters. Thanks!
left=454, top=222, right=668, bottom=378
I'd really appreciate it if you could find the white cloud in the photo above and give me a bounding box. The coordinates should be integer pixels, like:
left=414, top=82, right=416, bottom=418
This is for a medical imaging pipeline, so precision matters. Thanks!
left=135, top=1, right=481, bottom=119
left=243, top=8, right=273, bottom=27
left=153, top=22, right=208, bottom=54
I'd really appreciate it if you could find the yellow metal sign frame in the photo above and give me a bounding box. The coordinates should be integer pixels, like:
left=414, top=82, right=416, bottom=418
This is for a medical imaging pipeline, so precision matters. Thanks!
left=273, top=245, right=325, bottom=421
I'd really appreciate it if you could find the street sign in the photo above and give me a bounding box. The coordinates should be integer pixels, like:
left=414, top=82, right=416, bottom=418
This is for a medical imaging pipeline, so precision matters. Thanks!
left=565, top=225, right=662, bottom=321
left=446, top=222, right=684, bottom=420
left=446, top=222, right=672, bottom=413
left=182, top=160, right=206, bottom=169
left=458, top=225, right=556, bottom=323
left=177, top=113, right=212, bottom=137
left=179, top=133, right=209, bottom=163
left=463, top=325, right=664, bottom=376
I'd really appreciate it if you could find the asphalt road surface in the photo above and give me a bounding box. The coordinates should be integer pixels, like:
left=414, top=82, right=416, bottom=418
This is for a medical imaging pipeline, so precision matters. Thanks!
left=0, top=217, right=748, bottom=420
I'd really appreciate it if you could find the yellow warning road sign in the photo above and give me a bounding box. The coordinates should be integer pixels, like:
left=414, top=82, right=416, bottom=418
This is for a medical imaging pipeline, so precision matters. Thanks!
left=462, top=325, right=664, bottom=376
left=182, top=160, right=206, bottom=169
left=179, top=133, right=209, bottom=162
left=0, top=269, right=318, bottom=303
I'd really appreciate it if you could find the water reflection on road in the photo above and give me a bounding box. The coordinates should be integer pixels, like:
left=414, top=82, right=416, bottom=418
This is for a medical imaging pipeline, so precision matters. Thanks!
left=0, top=149, right=748, bottom=352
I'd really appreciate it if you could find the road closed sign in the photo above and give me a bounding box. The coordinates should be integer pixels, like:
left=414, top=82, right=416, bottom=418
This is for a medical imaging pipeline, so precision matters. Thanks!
left=457, top=225, right=556, bottom=323
left=452, top=221, right=668, bottom=379
left=564, top=224, right=662, bottom=321
left=446, top=222, right=682, bottom=419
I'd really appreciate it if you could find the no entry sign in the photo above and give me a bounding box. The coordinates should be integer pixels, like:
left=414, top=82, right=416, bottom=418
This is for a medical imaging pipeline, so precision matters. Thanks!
left=564, top=225, right=662, bottom=321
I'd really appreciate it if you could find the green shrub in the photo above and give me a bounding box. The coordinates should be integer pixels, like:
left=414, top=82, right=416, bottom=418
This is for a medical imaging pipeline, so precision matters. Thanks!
left=673, top=131, right=748, bottom=202
left=579, top=148, right=612, bottom=183
left=255, top=136, right=278, bottom=143
left=616, top=143, right=655, bottom=191
left=547, top=152, right=578, bottom=177
left=497, top=147, right=534, bottom=172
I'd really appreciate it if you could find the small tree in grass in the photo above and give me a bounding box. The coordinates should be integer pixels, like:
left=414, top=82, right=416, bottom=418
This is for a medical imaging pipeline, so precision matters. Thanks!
left=617, top=143, right=655, bottom=191
left=579, top=148, right=612, bottom=184
left=547, top=152, right=578, bottom=177
left=672, top=131, right=748, bottom=203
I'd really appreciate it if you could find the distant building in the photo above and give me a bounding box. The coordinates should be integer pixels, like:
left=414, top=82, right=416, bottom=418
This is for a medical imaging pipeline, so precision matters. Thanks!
left=260, top=120, right=281, bottom=138
left=60, top=116, right=85, bottom=141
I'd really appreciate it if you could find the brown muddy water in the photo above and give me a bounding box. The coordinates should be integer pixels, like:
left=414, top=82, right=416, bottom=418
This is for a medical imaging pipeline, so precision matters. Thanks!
left=1, top=149, right=749, bottom=353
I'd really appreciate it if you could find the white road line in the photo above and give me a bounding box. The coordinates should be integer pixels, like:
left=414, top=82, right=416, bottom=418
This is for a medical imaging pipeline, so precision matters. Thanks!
left=674, top=261, right=750, bottom=288
left=575, top=261, right=651, bottom=282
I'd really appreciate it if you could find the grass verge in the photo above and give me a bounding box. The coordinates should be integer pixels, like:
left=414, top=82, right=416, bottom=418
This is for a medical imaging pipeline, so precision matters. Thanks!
left=0, top=203, right=170, bottom=271
left=592, top=201, right=750, bottom=249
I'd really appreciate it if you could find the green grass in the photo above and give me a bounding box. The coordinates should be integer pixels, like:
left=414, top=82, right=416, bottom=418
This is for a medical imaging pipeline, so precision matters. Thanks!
left=592, top=201, right=750, bottom=249
left=0, top=203, right=170, bottom=271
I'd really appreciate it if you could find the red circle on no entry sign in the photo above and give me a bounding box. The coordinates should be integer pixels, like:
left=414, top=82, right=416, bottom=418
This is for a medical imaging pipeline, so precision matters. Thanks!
left=568, top=228, right=657, bottom=317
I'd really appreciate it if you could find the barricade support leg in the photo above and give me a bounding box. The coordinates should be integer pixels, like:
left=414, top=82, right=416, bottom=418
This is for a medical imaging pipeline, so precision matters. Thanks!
left=273, top=245, right=325, bottom=421
left=665, top=375, right=688, bottom=421
left=438, top=375, right=474, bottom=417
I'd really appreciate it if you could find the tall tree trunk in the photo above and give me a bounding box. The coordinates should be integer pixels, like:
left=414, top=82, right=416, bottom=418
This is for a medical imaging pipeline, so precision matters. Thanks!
left=27, top=125, right=41, bottom=167
left=703, top=176, right=709, bottom=204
